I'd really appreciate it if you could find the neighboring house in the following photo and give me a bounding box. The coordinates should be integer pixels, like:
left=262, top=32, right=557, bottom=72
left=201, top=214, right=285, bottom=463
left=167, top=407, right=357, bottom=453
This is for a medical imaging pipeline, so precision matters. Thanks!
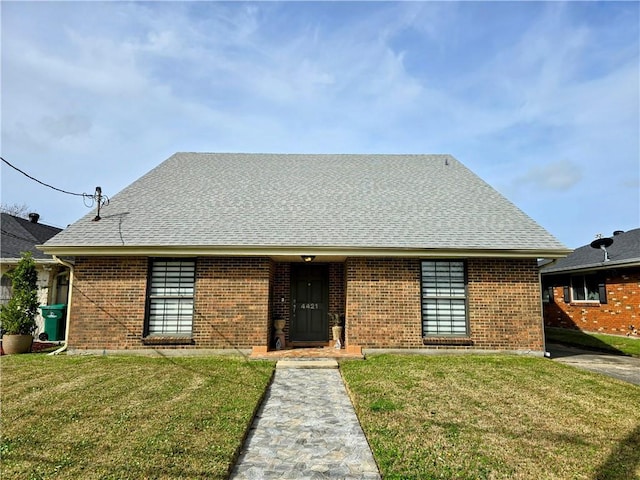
left=1, top=212, right=70, bottom=337
left=40, top=153, right=570, bottom=355
left=541, top=228, right=640, bottom=336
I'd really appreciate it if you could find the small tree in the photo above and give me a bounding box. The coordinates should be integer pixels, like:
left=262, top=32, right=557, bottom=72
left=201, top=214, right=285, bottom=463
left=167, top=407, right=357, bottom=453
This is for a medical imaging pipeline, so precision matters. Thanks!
left=0, top=252, right=39, bottom=336
left=0, top=202, right=30, bottom=218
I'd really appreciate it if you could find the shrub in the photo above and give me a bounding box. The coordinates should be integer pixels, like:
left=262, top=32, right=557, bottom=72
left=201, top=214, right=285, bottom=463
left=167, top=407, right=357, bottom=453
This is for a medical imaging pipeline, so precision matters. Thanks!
left=0, top=252, right=39, bottom=336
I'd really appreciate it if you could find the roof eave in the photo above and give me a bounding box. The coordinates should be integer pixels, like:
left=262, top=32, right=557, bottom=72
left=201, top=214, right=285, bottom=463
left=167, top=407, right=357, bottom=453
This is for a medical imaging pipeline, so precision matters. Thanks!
left=38, top=244, right=573, bottom=259
left=541, top=258, right=640, bottom=275
left=1, top=257, right=60, bottom=265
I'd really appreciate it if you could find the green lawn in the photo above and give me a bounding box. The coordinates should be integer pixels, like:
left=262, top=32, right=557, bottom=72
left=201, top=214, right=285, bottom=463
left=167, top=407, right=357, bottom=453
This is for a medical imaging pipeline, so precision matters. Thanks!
left=0, top=355, right=274, bottom=480
left=341, top=354, right=640, bottom=480
left=3, top=353, right=639, bottom=480
left=546, top=327, right=640, bottom=357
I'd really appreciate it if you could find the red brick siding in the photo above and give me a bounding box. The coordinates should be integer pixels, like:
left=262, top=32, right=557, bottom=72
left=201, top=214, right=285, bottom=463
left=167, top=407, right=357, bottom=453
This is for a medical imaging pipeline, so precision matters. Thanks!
left=272, top=263, right=290, bottom=343
left=543, top=268, right=640, bottom=335
left=345, top=257, right=544, bottom=351
left=193, top=257, right=271, bottom=348
left=345, top=258, right=423, bottom=348
left=467, top=258, right=543, bottom=350
left=69, top=256, right=543, bottom=351
left=329, top=263, right=346, bottom=339
left=69, top=256, right=271, bottom=351
left=69, top=256, right=148, bottom=350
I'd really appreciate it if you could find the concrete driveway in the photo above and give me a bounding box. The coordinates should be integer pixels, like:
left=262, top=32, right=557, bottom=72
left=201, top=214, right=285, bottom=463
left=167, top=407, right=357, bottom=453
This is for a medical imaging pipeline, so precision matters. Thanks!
left=546, top=343, right=640, bottom=386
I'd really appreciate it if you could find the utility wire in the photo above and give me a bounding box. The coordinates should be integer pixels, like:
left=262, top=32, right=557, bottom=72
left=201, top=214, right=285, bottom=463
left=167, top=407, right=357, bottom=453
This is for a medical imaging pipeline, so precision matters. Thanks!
left=1, top=156, right=86, bottom=197
left=1, top=156, right=110, bottom=220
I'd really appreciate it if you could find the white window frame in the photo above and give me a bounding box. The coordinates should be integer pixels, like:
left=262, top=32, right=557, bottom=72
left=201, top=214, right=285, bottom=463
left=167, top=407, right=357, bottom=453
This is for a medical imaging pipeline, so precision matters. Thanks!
left=571, top=274, right=600, bottom=302
left=145, top=259, right=196, bottom=336
left=421, top=260, right=469, bottom=337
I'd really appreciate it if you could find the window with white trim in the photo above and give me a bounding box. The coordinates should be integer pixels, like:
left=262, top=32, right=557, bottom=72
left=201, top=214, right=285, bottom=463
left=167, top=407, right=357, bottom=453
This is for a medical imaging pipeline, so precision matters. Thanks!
left=570, top=274, right=605, bottom=303
left=421, top=260, right=468, bottom=336
left=146, top=259, right=196, bottom=335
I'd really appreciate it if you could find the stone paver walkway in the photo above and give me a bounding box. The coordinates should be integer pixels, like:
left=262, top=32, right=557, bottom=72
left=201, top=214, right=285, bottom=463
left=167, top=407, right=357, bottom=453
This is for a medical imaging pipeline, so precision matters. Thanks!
left=230, top=359, right=381, bottom=479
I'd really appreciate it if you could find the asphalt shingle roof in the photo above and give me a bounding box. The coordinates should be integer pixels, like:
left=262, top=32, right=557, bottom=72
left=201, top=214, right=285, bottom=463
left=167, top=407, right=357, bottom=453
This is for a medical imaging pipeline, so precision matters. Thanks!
left=43, top=153, right=568, bottom=253
left=541, top=228, right=640, bottom=274
left=1, top=213, right=62, bottom=261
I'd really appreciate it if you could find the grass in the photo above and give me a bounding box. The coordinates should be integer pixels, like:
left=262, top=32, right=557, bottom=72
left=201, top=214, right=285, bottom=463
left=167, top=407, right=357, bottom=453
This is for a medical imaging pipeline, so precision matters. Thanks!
left=0, top=354, right=274, bottom=480
left=546, top=327, right=640, bottom=357
left=3, top=352, right=639, bottom=480
left=341, top=354, right=640, bottom=480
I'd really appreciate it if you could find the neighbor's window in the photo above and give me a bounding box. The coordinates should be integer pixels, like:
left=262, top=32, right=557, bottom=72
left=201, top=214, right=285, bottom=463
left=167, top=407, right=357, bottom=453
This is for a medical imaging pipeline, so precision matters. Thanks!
left=146, top=259, right=196, bottom=335
left=421, top=260, right=468, bottom=336
left=0, top=273, right=12, bottom=305
left=569, top=274, right=606, bottom=304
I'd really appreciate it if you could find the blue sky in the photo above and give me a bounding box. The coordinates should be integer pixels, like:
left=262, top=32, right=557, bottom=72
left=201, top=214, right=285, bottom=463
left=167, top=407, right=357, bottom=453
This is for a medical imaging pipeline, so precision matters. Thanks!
left=1, top=1, right=638, bottom=248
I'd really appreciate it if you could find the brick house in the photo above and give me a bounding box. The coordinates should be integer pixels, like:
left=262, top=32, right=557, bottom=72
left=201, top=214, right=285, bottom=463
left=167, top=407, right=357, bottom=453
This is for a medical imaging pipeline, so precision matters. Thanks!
left=541, top=228, right=640, bottom=336
left=40, top=153, right=569, bottom=355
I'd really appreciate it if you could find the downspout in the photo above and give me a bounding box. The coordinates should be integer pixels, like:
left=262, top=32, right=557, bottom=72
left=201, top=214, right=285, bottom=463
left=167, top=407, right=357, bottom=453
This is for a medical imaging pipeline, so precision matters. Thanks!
left=49, top=255, right=74, bottom=355
left=539, top=259, right=558, bottom=358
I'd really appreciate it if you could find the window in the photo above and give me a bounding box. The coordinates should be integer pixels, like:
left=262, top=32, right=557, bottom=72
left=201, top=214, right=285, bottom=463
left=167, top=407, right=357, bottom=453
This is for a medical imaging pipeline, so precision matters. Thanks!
left=421, top=261, right=468, bottom=336
left=0, top=273, right=12, bottom=305
left=55, top=272, right=69, bottom=305
left=566, top=274, right=607, bottom=304
left=571, top=275, right=599, bottom=302
left=146, top=259, right=196, bottom=335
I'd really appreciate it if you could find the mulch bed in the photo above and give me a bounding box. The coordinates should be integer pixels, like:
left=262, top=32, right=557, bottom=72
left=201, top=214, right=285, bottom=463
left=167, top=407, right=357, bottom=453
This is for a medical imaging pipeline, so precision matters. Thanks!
left=0, top=341, right=60, bottom=356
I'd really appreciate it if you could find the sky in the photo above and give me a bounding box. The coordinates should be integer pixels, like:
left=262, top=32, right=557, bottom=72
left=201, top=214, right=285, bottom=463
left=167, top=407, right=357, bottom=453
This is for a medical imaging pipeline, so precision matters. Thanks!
left=1, top=1, right=638, bottom=249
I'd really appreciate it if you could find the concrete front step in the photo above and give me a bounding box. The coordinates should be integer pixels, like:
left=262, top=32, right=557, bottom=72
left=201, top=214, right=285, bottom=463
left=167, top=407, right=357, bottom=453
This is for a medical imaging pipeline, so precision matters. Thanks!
left=276, top=359, right=339, bottom=369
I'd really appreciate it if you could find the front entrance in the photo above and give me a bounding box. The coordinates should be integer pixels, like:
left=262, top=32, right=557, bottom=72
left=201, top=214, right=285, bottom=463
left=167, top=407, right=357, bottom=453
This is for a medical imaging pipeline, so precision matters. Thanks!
left=290, top=264, right=329, bottom=344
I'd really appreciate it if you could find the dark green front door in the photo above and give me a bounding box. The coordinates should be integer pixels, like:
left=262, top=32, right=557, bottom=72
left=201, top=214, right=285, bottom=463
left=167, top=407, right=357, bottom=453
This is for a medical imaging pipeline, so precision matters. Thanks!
left=290, top=264, right=329, bottom=343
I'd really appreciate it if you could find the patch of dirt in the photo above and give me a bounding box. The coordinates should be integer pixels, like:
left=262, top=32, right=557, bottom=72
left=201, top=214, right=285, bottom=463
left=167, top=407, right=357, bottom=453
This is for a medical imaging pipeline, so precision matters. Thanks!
left=0, top=341, right=59, bottom=355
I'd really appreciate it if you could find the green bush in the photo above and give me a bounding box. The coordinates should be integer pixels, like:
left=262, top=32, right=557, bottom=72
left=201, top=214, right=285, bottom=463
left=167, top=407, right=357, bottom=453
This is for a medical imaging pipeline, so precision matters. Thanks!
left=0, top=252, right=39, bottom=335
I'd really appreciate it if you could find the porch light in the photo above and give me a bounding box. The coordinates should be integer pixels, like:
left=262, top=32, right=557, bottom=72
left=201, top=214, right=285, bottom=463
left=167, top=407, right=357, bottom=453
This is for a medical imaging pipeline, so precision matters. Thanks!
left=301, top=255, right=316, bottom=262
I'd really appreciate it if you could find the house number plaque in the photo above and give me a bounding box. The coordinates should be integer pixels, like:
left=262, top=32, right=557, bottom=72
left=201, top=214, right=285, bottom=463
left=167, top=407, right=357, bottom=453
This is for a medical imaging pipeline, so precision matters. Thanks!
left=299, top=303, right=319, bottom=310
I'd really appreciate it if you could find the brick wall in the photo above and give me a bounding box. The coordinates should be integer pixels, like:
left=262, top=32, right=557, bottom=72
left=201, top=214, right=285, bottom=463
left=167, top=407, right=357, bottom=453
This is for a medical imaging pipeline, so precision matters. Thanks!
left=69, top=256, right=148, bottom=350
left=467, top=258, right=543, bottom=350
left=272, top=263, right=290, bottom=343
left=345, top=257, right=544, bottom=351
left=543, top=267, right=640, bottom=335
left=193, top=257, right=271, bottom=348
left=69, top=256, right=271, bottom=351
left=345, top=258, right=423, bottom=348
left=69, top=256, right=544, bottom=351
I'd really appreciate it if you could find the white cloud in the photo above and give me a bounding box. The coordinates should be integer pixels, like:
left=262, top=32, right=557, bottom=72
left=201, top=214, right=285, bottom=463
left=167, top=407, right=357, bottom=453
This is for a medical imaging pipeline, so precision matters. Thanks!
left=514, top=160, right=584, bottom=191
left=1, top=1, right=638, bottom=247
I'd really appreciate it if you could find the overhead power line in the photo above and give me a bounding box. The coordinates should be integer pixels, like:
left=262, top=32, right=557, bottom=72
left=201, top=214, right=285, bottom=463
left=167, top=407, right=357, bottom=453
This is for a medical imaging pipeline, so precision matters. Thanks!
left=1, top=156, right=86, bottom=197
left=1, top=156, right=110, bottom=221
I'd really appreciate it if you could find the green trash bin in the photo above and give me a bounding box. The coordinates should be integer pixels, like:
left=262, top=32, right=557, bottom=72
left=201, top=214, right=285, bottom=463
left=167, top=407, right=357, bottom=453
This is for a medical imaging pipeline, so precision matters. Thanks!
left=40, top=304, right=67, bottom=341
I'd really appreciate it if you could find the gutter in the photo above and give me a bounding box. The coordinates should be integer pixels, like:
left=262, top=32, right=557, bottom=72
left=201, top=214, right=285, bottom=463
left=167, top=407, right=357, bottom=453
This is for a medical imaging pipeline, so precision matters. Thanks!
left=49, top=255, right=74, bottom=355
left=541, top=258, right=640, bottom=275
left=38, top=244, right=574, bottom=259
left=540, top=258, right=558, bottom=359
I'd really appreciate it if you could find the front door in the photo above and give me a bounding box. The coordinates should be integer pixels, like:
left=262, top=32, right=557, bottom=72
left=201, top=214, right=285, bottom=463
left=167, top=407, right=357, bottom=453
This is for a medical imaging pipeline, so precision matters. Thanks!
left=290, top=264, right=329, bottom=343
